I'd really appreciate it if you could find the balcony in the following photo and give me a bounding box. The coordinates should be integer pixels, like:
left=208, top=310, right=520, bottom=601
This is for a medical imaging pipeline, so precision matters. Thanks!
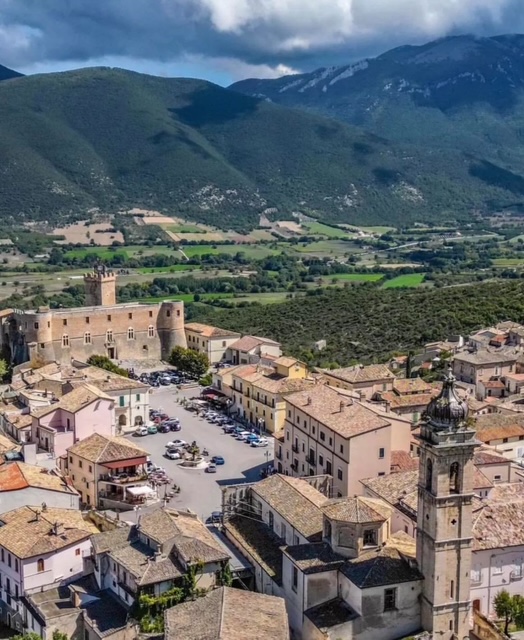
left=306, top=455, right=316, bottom=466
left=99, top=469, right=148, bottom=484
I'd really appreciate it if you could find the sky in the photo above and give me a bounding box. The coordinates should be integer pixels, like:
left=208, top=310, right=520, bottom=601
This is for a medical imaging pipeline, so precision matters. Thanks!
left=0, top=0, right=523, bottom=85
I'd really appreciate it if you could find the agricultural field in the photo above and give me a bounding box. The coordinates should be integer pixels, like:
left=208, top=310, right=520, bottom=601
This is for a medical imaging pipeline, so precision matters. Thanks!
left=64, top=245, right=176, bottom=260
left=328, top=273, right=384, bottom=282
left=492, top=258, right=524, bottom=267
left=291, top=240, right=353, bottom=258
left=180, top=244, right=279, bottom=259
left=137, top=265, right=199, bottom=274
left=382, top=274, right=426, bottom=288
left=302, top=222, right=352, bottom=238
left=52, top=221, right=124, bottom=246
left=136, top=292, right=235, bottom=303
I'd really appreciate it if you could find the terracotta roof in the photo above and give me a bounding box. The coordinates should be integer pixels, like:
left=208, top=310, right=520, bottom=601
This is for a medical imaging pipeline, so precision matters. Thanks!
left=72, top=366, right=149, bottom=392
left=282, top=543, right=345, bottom=574
left=164, top=587, right=290, bottom=640
left=253, top=375, right=316, bottom=395
left=475, top=424, right=524, bottom=443
left=252, top=475, right=328, bottom=540
left=473, top=467, right=493, bottom=490
left=274, top=356, right=301, bottom=368
left=0, top=506, right=97, bottom=558
left=67, top=433, right=148, bottom=464
left=483, top=380, right=505, bottom=389
left=454, top=350, right=519, bottom=366
left=473, top=483, right=524, bottom=550
left=381, top=391, right=435, bottom=410
left=0, top=462, right=77, bottom=494
left=322, top=496, right=391, bottom=524
left=390, top=451, right=419, bottom=473
left=393, top=378, right=432, bottom=395
left=185, top=322, right=239, bottom=338
left=323, top=364, right=395, bottom=384
left=110, top=540, right=183, bottom=585
left=305, top=598, right=359, bottom=631
left=474, top=449, right=508, bottom=465
left=467, top=397, right=491, bottom=412
left=228, top=335, right=266, bottom=352
left=31, top=383, right=112, bottom=418
left=4, top=413, right=37, bottom=432
left=340, top=532, right=422, bottom=588
left=0, top=433, right=18, bottom=452
left=361, top=470, right=419, bottom=515
left=285, top=386, right=390, bottom=439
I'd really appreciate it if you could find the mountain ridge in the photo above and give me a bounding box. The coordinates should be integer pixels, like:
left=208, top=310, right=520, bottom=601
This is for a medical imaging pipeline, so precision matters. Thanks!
left=0, top=64, right=522, bottom=230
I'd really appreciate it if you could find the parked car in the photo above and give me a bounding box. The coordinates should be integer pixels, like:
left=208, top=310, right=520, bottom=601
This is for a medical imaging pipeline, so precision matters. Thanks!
left=251, top=438, right=269, bottom=447
left=135, top=426, right=148, bottom=436
left=157, top=424, right=170, bottom=433
left=166, top=439, right=186, bottom=448
left=169, top=423, right=182, bottom=432
left=246, top=433, right=259, bottom=443
left=211, top=456, right=225, bottom=465
left=210, top=511, right=223, bottom=523
left=235, top=431, right=251, bottom=441
left=165, top=450, right=181, bottom=460
left=147, top=424, right=158, bottom=434
left=222, top=425, right=236, bottom=434
left=206, top=463, right=217, bottom=473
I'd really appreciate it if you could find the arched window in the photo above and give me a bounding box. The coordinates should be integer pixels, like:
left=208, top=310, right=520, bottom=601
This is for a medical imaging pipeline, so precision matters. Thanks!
left=62, top=334, right=69, bottom=347
left=84, top=332, right=91, bottom=345
left=426, top=459, right=433, bottom=492
left=449, top=462, right=460, bottom=494
left=37, top=558, right=45, bottom=572
left=148, top=325, right=155, bottom=338
left=106, top=330, right=113, bottom=343
left=127, top=328, right=135, bottom=340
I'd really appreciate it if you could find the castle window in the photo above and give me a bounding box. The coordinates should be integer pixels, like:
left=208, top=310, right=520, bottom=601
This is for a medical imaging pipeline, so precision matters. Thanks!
left=148, top=325, right=155, bottom=338
left=84, top=332, right=91, bottom=345
left=62, top=335, right=69, bottom=347
left=107, top=315, right=111, bottom=322
left=40, top=343, right=45, bottom=349
left=106, top=330, right=113, bottom=342
left=426, top=459, right=433, bottom=492
left=166, top=310, right=171, bottom=317
left=37, top=558, right=45, bottom=573
left=63, top=319, right=67, bottom=326
left=128, top=328, right=135, bottom=340
left=128, top=313, right=133, bottom=320
left=176, top=310, right=180, bottom=317
left=363, top=529, right=377, bottom=546
left=149, top=310, right=153, bottom=318
left=34, top=322, right=39, bottom=329
left=449, top=462, right=460, bottom=493
left=85, top=317, right=90, bottom=324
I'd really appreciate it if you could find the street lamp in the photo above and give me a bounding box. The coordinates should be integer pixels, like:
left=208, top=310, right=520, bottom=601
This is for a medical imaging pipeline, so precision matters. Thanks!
left=257, top=417, right=265, bottom=436
left=264, top=450, right=271, bottom=474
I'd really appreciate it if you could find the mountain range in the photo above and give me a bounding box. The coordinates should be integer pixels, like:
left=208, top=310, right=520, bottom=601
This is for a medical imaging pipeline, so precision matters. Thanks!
left=0, top=37, right=524, bottom=231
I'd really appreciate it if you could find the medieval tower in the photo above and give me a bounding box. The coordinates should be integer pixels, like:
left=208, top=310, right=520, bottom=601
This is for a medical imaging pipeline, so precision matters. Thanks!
left=84, top=264, right=117, bottom=306
left=417, top=367, right=478, bottom=640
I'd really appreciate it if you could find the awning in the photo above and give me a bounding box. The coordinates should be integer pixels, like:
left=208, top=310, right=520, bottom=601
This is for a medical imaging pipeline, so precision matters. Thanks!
left=126, top=485, right=156, bottom=496
left=103, top=457, right=147, bottom=469
left=202, top=388, right=225, bottom=398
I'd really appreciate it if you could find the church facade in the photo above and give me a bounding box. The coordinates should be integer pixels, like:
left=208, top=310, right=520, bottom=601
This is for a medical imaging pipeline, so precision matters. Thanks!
left=0, top=266, right=187, bottom=365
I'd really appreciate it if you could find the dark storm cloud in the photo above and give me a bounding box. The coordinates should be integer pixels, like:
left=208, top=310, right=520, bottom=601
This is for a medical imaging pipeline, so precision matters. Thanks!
left=0, top=0, right=523, bottom=79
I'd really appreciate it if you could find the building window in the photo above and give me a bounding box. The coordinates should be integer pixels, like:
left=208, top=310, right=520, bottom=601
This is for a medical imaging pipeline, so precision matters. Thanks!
left=292, top=566, right=298, bottom=592
left=449, top=462, right=460, bottom=494
left=222, top=341, right=226, bottom=347
left=363, top=529, right=377, bottom=546
left=76, top=548, right=81, bottom=556
left=85, top=317, right=90, bottom=324
left=320, top=431, right=325, bottom=442
left=84, top=332, right=91, bottom=345
left=119, top=396, right=125, bottom=407
left=7, top=554, right=11, bottom=568
left=62, top=334, right=69, bottom=347
left=63, top=319, right=67, bottom=326
left=281, top=522, right=287, bottom=541
left=288, top=410, right=291, bottom=418
left=37, top=558, right=45, bottom=572
left=106, top=330, right=113, bottom=342
left=79, top=460, right=83, bottom=469
left=107, top=314, right=112, bottom=321
left=149, top=310, right=153, bottom=318
left=384, top=588, right=397, bottom=611
left=136, top=394, right=141, bottom=402
left=286, top=431, right=290, bottom=441
left=128, top=313, right=133, bottom=320
left=319, top=454, right=324, bottom=467
left=166, top=310, right=171, bottom=318
left=0, top=549, right=3, bottom=562
left=337, top=468, right=343, bottom=481
left=450, top=580, right=454, bottom=599
left=148, top=325, right=155, bottom=338
left=326, top=461, right=332, bottom=475
left=340, top=444, right=344, bottom=454
left=128, top=327, right=135, bottom=340
left=14, top=559, right=18, bottom=572
left=34, top=322, right=39, bottom=329
left=268, top=511, right=274, bottom=529
left=378, top=447, right=385, bottom=459
left=89, top=465, right=92, bottom=473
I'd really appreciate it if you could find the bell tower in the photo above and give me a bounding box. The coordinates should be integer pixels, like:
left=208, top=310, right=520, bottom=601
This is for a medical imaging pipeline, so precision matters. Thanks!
left=417, top=367, right=477, bottom=640
left=84, top=263, right=116, bottom=307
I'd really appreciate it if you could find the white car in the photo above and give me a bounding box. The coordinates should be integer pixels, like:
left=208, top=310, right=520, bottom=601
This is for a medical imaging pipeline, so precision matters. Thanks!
left=166, top=440, right=186, bottom=448
left=135, top=426, right=148, bottom=436
left=251, top=438, right=269, bottom=447
left=235, top=431, right=251, bottom=441
left=165, top=450, right=181, bottom=460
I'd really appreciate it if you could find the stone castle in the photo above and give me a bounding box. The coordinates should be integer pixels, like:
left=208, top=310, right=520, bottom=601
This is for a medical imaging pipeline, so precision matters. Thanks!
left=1, top=265, right=187, bottom=365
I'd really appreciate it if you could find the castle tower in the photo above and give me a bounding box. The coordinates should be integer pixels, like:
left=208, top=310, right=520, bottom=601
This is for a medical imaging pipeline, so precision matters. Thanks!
left=84, top=264, right=116, bottom=307
left=157, top=300, right=187, bottom=359
left=417, top=367, right=478, bottom=640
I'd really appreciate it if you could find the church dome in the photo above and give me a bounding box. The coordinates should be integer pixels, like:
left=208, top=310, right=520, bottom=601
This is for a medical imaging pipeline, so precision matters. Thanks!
left=424, top=366, right=468, bottom=430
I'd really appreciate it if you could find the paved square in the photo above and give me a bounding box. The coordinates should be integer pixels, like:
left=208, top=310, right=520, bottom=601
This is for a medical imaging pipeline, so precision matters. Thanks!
left=124, top=386, right=274, bottom=521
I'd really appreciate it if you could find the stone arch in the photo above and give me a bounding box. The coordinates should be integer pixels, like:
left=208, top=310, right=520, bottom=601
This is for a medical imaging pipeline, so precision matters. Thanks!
left=118, top=414, right=127, bottom=427
left=449, top=461, right=460, bottom=494
left=134, top=415, right=143, bottom=426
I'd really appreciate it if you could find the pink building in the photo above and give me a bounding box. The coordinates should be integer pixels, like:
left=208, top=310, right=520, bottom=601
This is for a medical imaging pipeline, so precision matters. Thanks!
left=31, top=383, right=114, bottom=458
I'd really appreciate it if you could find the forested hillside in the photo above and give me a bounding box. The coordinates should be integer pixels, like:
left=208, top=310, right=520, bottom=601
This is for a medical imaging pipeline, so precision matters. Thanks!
left=0, top=67, right=521, bottom=230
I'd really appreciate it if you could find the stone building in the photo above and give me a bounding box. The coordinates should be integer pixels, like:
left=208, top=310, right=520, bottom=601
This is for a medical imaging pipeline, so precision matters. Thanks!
left=1, top=265, right=187, bottom=365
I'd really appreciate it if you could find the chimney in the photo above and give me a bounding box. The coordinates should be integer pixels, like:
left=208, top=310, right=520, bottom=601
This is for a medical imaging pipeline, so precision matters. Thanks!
left=339, top=401, right=345, bottom=413
left=52, top=521, right=64, bottom=536
left=41, top=502, right=47, bottom=512
left=306, top=396, right=312, bottom=405
left=154, top=550, right=163, bottom=563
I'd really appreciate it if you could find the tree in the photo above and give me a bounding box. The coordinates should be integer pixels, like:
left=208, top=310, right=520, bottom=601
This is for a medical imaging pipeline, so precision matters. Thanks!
left=493, top=589, right=524, bottom=635
left=0, top=358, right=8, bottom=381
left=168, top=346, right=209, bottom=378
left=52, top=631, right=70, bottom=640
left=12, top=634, right=42, bottom=640
left=87, top=355, right=129, bottom=377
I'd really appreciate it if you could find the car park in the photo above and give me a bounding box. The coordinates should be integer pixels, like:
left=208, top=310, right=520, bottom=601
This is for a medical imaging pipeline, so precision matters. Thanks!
left=165, top=450, right=181, bottom=460
left=169, top=423, right=181, bottom=432
left=235, top=431, right=251, bottom=441
left=135, top=426, right=148, bottom=436
left=158, top=424, right=170, bottom=433
left=222, top=425, right=236, bottom=434
left=211, top=456, right=225, bottom=465
left=206, top=463, right=217, bottom=473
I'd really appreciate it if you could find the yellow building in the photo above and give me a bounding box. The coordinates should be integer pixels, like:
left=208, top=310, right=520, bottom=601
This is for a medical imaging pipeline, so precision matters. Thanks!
left=224, top=357, right=315, bottom=434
